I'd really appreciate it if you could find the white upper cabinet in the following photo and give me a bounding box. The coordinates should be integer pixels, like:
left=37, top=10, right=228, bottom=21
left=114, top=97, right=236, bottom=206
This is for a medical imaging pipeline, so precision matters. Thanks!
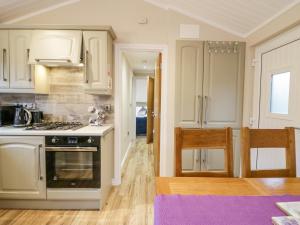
left=83, top=31, right=113, bottom=95
left=0, top=30, right=9, bottom=89
left=0, top=136, right=46, bottom=200
left=175, top=41, right=204, bottom=127
left=9, top=30, right=34, bottom=89
left=29, top=30, right=82, bottom=65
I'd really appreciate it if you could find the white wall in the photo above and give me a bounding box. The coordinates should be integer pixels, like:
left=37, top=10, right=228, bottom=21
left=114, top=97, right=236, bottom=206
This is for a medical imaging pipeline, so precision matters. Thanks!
left=135, top=77, right=147, bottom=104
left=121, top=54, right=134, bottom=163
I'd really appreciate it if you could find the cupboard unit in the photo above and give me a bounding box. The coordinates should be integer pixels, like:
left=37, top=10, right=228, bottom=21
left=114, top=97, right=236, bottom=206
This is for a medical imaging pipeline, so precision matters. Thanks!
left=0, top=136, right=46, bottom=200
left=176, top=40, right=245, bottom=176
left=29, top=30, right=82, bottom=65
left=9, top=30, right=34, bottom=89
left=83, top=31, right=113, bottom=95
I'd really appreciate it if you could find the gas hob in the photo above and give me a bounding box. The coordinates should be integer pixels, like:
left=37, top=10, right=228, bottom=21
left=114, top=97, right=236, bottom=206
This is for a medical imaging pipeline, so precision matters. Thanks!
left=25, top=122, right=84, bottom=131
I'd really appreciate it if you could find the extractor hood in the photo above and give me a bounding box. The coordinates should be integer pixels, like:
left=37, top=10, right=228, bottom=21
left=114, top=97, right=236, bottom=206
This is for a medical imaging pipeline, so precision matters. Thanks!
left=29, top=30, right=82, bottom=66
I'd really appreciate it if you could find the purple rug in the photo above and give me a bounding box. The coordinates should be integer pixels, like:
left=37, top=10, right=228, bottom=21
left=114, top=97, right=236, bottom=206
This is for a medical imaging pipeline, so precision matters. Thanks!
left=154, top=195, right=300, bottom=225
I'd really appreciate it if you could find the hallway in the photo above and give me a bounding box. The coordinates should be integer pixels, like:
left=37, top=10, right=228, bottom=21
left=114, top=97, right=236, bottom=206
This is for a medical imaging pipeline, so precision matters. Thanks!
left=0, top=138, right=155, bottom=225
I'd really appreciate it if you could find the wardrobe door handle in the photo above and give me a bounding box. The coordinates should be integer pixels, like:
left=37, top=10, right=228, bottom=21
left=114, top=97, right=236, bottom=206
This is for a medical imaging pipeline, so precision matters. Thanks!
left=2, top=49, right=7, bottom=82
left=84, top=50, right=89, bottom=83
left=204, top=96, right=209, bottom=125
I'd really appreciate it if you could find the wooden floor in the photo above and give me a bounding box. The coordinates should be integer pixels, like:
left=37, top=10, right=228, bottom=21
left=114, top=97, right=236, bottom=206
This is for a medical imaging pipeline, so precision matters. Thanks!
left=0, top=137, right=155, bottom=225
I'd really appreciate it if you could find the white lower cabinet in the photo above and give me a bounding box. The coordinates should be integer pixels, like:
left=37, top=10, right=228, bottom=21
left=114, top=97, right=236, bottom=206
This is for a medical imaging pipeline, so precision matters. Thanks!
left=0, top=136, right=46, bottom=199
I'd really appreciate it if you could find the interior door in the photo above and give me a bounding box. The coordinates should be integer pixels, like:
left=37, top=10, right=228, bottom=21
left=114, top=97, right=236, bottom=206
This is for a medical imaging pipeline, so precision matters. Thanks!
left=153, top=53, right=162, bottom=176
left=146, top=76, right=154, bottom=144
left=257, top=40, right=300, bottom=170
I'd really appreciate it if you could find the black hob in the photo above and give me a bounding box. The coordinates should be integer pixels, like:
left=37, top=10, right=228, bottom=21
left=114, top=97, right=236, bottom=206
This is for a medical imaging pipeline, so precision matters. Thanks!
left=25, top=122, right=84, bottom=131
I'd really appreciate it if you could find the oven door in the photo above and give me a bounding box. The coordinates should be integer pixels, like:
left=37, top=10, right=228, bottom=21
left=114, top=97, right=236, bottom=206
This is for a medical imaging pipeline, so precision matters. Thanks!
left=46, top=147, right=100, bottom=188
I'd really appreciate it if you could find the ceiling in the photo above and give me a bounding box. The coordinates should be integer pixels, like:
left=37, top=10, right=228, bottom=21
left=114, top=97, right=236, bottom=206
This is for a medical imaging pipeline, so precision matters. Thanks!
left=145, top=0, right=300, bottom=37
left=0, top=0, right=79, bottom=23
left=124, top=51, right=158, bottom=75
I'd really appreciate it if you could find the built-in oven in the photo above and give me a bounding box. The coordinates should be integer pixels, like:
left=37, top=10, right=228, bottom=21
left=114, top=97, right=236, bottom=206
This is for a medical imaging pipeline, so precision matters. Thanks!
left=45, top=136, right=100, bottom=188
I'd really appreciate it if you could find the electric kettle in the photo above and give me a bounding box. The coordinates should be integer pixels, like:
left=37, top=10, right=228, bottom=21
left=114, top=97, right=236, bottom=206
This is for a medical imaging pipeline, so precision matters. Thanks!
left=13, top=106, right=32, bottom=127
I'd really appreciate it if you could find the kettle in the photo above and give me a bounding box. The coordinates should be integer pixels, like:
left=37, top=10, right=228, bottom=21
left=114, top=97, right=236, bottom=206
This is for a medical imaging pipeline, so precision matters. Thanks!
left=13, top=106, right=32, bottom=127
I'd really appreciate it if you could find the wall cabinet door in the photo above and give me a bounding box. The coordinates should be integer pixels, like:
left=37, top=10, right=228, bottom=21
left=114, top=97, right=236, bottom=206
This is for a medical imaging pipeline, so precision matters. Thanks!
left=83, top=31, right=113, bottom=94
left=175, top=41, right=204, bottom=128
left=29, top=30, right=82, bottom=65
left=202, top=42, right=245, bottom=128
left=9, top=30, right=34, bottom=89
left=0, top=30, right=9, bottom=89
left=0, top=136, right=46, bottom=199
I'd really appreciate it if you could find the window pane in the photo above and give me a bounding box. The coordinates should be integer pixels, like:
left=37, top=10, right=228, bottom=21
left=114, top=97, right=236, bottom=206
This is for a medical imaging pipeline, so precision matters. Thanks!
left=270, top=72, right=290, bottom=114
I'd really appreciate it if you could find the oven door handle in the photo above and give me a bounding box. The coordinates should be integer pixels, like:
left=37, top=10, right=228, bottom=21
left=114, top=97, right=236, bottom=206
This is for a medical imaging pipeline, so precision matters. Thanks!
left=45, top=147, right=98, bottom=152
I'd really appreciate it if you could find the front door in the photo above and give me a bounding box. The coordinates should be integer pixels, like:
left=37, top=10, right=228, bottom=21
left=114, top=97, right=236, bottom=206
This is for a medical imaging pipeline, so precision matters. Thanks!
left=257, top=39, right=300, bottom=170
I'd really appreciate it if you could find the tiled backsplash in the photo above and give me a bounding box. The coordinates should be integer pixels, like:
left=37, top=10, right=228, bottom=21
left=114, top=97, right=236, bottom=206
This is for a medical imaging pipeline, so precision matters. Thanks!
left=0, top=67, right=113, bottom=124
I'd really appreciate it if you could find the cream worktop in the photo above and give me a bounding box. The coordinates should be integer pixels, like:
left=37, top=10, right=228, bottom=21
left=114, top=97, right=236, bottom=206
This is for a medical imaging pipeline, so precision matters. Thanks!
left=0, top=124, right=114, bottom=136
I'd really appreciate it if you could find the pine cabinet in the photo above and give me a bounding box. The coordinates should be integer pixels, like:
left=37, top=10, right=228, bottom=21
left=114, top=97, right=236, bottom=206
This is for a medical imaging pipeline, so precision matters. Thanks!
left=176, top=40, right=245, bottom=176
left=83, top=31, right=113, bottom=95
left=9, top=30, right=34, bottom=89
left=0, top=136, right=46, bottom=199
left=0, top=30, right=9, bottom=89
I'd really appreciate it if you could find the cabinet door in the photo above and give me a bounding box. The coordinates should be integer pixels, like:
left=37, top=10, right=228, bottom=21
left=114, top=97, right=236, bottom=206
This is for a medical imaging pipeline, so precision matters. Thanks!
left=0, top=136, right=46, bottom=199
left=175, top=40, right=204, bottom=128
left=9, top=30, right=34, bottom=89
left=29, top=30, right=82, bottom=65
left=83, top=31, right=112, bottom=91
left=202, top=42, right=245, bottom=128
left=0, top=30, right=9, bottom=89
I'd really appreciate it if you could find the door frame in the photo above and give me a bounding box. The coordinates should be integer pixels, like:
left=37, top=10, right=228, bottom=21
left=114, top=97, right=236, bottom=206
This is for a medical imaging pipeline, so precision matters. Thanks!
left=252, top=25, right=300, bottom=128
left=113, top=43, right=168, bottom=185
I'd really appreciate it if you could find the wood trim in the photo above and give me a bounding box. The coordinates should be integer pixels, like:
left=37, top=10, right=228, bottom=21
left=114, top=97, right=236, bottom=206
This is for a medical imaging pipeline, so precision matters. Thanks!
left=241, top=127, right=296, bottom=178
left=175, top=127, right=233, bottom=177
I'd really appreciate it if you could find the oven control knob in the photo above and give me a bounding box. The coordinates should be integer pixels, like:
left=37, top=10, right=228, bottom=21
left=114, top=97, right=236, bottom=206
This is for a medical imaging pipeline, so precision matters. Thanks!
left=87, top=137, right=93, bottom=144
left=51, top=137, right=59, bottom=144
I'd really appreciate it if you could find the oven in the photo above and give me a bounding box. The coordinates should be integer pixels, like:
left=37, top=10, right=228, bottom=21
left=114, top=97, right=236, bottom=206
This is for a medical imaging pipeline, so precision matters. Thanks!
left=45, top=136, right=100, bottom=188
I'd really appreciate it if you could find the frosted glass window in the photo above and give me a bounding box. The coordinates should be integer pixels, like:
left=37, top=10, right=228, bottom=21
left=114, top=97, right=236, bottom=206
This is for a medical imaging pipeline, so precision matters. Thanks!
left=270, top=72, right=290, bottom=114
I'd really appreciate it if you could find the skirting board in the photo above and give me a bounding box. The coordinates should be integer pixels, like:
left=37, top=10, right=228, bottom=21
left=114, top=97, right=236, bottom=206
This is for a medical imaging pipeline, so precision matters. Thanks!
left=121, top=141, right=133, bottom=169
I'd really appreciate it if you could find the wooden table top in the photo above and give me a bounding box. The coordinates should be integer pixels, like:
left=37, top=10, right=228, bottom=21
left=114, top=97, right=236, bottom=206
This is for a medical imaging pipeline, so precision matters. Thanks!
left=156, top=177, right=300, bottom=196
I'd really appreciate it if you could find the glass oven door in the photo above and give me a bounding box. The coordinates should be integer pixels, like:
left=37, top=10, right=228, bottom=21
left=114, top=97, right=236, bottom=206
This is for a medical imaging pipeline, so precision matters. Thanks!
left=46, top=147, right=100, bottom=188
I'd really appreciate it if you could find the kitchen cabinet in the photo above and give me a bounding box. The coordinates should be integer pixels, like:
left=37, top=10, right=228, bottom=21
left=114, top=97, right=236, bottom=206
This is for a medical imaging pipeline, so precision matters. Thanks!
left=83, top=31, right=113, bottom=95
left=176, top=40, right=245, bottom=176
left=0, top=136, right=46, bottom=199
left=29, top=30, right=82, bottom=65
left=0, top=30, right=9, bottom=89
left=9, top=30, right=34, bottom=89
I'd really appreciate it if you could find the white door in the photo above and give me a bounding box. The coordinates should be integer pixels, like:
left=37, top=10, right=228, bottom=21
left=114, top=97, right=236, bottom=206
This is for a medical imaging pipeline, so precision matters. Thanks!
left=9, top=30, right=34, bottom=89
left=83, top=31, right=110, bottom=90
left=0, top=30, right=9, bottom=89
left=0, top=136, right=46, bottom=199
left=256, top=40, right=300, bottom=170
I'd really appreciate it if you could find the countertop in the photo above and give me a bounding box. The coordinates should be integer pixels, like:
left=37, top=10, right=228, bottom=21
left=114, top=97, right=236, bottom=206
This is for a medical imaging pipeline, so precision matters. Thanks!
left=0, top=124, right=114, bottom=136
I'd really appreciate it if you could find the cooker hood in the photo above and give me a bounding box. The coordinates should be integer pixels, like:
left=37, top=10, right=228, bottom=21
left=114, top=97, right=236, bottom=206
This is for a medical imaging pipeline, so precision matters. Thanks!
left=29, top=30, right=83, bottom=66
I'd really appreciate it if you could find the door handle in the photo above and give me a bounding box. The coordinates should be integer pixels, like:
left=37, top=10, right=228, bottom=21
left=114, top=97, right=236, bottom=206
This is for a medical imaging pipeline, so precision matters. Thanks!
left=204, top=96, right=209, bottom=125
left=2, top=49, right=7, bottom=82
left=38, top=144, right=43, bottom=181
left=84, top=50, right=89, bottom=83
left=27, top=49, right=32, bottom=82
left=197, top=95, right=202, bottom=124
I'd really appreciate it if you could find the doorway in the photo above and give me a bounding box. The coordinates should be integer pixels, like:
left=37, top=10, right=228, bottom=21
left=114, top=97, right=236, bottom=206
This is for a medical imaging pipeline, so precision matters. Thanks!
left=114, top=44, right=168, bottom=185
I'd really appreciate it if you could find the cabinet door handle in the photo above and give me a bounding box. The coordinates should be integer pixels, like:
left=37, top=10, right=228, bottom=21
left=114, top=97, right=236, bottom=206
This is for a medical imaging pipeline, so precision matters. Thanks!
left=197, top=95, right=202, bottom=124
left=2, top=49, right=7, bottom=82
left=27, top=49, right=32, bottom=82
left=204, top=96, right=209, bottom=125
left=84, top=50, right=89, bottom=83
left=38, top=144, right=43, bottom=181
